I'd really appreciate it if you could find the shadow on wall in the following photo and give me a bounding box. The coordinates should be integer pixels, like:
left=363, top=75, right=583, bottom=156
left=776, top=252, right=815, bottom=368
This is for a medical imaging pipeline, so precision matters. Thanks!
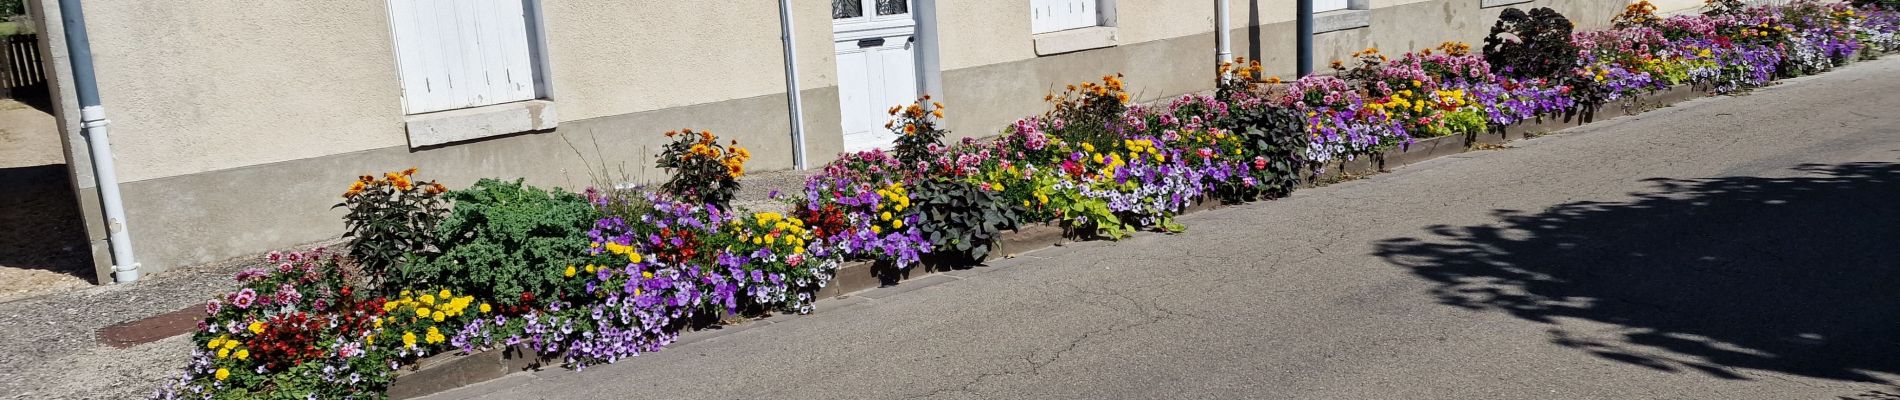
left=1376, top=161, right=1900, bottom=384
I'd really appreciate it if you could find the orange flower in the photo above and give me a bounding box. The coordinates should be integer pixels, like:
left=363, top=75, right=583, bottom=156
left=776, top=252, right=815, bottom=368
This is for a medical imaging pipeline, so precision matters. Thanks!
left=344, top=181, right=367, bottom=198
left=903, top=124, right=918, bottom=134
left=931, top=109, right=944, bottom=119
left=402, top=167, right=417, bottom=176
left=664, top=130, right=678, bottom=137
left=393, top=175, right=414, bottom=191
left=425, top=182, right=447, bottom=195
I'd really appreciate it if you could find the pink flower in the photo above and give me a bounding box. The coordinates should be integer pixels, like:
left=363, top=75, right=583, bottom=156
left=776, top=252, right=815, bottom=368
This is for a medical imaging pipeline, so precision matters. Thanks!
left=230, top=288, right=257, bottom=309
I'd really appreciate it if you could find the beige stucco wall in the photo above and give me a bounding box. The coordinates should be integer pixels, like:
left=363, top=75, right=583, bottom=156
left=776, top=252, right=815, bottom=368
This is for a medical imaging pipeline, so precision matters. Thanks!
left=75, top=0, right=837, bottom=183
left=82, top=0, right=409, bottom=182
left=937, top=0, right=1221, bottom=71
left=541, top=1, right=836, bottom=121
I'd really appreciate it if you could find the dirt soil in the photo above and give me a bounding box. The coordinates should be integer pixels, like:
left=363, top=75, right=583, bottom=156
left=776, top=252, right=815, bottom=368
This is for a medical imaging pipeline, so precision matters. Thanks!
left=0, top=99, right=94, bottom=304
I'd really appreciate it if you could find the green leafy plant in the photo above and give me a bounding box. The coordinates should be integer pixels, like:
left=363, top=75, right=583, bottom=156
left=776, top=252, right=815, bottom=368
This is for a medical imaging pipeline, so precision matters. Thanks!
left=911, top=177, right=1022, bottom=262
left=656, top=129, right=751, bottom=209
left=1482, top=7, right=1579, bottom=80
left=887, top=95, right=950, bottom=165
left=1222, top=104, right=1308, bottom=202
left=335, top=168, right=448, bottom=289
left=404, top=178, right=595, bottom=306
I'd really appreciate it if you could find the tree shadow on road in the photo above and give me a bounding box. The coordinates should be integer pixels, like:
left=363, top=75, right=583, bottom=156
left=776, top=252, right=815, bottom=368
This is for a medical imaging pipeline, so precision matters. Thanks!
left=1376, top=161, right=1900, bottom=384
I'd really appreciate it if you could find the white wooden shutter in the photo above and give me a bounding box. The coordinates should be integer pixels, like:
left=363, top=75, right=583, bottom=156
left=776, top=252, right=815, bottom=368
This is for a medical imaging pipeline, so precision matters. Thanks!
left=388, top=0, right=537, bottom=114
left=1313, top=0, right=1350, bottom=12
left=1031, top=0, right=1098, bottom=34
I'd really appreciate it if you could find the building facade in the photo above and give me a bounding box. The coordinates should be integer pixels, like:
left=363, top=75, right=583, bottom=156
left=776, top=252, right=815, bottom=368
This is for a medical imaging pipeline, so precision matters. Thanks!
left=31, top=0, right=1651, bottom=281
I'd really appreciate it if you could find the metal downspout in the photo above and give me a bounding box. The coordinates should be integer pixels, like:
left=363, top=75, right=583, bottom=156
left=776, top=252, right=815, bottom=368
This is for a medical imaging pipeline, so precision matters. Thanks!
left=1298, top=0, right=1315, bottom=76
left=777, top=0, right=810, bottom=170
left=57, top=0, right=140, bottom=283
left=1217, top=0, right=1232, bottom=62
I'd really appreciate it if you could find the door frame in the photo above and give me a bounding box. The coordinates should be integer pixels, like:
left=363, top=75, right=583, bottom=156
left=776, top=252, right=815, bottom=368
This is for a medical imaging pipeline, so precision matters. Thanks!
left=830, top=0, right=942, bottom=149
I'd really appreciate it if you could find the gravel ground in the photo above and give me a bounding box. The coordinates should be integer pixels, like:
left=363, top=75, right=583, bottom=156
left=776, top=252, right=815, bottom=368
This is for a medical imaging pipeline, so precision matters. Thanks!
left=0, top=239, right=342, bottom=400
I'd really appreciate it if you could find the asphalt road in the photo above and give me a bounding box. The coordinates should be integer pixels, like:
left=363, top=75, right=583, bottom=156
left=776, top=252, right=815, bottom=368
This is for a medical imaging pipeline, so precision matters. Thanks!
left=426, top=56, right=1900, bottom=400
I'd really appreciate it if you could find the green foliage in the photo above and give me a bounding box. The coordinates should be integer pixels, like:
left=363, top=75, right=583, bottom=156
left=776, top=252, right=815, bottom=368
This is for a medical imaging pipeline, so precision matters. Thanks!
left=911, top=177, right=1023, bottom=261
left=335, top=169, right=447, bottom=290
left=1220, top=104, right=1308, bottom=202
left=655, top=129, right=751, bottom=209
left=1483, top=7, right=1579, bottom=80
left=404, top=179, right=596, bottom=305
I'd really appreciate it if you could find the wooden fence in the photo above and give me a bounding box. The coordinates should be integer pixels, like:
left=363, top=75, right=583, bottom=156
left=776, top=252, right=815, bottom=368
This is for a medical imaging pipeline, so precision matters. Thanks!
left=1, top=34, right=45, bottom=96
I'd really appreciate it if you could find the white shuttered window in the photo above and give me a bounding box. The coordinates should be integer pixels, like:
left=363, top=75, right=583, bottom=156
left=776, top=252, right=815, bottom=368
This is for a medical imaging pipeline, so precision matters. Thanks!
left=387, top=0, right=539, bottom=115
left=1030, top=0, right=1100, bottom=34
left=1314, top=0, right=1350, bottom=12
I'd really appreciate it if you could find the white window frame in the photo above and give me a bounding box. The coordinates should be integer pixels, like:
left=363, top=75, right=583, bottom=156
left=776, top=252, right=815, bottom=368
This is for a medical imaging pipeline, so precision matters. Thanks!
left=385, top=0, right=550, bottom=116
left=1314, top=0, right=1351, bottom=13
left=1031, top=0, right=1111, bottom=35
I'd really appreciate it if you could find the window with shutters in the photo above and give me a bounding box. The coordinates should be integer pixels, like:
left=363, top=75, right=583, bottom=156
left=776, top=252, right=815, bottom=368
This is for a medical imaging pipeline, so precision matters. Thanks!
left=1030, top=0, right=1104, bottom=34
left=386, top=0, right=544, bottom=115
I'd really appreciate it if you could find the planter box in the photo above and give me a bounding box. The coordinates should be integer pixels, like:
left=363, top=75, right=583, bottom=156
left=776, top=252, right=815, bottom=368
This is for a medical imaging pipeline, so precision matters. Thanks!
left=389, top=80, right=1729, bottom=399
left=389, top=346, right=542, bottom=399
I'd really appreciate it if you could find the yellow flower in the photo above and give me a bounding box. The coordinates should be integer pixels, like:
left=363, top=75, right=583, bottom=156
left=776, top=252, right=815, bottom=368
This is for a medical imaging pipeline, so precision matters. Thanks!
left=480, top=303, right=492, bottom=313
left=217, top=348, right=230, bottom=359
left=223, top=339, right=237, bottom=350
left=416, top=307, right=430, bottom=318
left=383, top=301, right=399, bottom=312
left=248, top=321, right=266, bottom=335
left=235, top=349, right=249, bottom=360
left=628, top=251, right=642, bottom=263
left=432, top=311, right=446, bottom=322
left=402, top=331, right=418, bottom=348
left=438, top=289, right=451, bottom=299
left=373, top=317, right=383, bottom=329
left=586, top=264, right=597, bottom=274
left=206, top=338, right=223, bottom=350
left=893, top=219, right=905, bottom=229
left=215, top=368, right=230, bottom=381
left=565, top=265, right=578, bottom=278
left=872, top=225, right=883, bottom=234
left=642, top=271, right=655, bottom=279
left=880, top=211, right=893, bottom=221
left=419, top=294, right=436, bottom=305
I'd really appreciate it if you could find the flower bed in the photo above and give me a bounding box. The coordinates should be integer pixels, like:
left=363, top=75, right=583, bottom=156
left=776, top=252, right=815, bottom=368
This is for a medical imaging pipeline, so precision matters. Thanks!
left=153, top=2, right=1900, bottom=398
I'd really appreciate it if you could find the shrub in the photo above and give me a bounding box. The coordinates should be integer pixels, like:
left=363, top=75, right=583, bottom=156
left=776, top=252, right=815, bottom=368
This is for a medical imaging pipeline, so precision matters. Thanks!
left=1483, top=7, right=1579, bottom=80
left=656, top=129, right=751, bottom=209
left=335, top=168, right=448, bottom=290
left=887, top=96, right=949, bottom=166
left=404, top=178, right=596, bottom=306
left=1222, top=103, right=1307, bottom=202
left=910, top=177, right=1022, bottom=262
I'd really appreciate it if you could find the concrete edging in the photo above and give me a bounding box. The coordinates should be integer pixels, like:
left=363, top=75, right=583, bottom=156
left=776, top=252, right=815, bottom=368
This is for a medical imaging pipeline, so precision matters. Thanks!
left=384, top=79, right=1732, bottom=399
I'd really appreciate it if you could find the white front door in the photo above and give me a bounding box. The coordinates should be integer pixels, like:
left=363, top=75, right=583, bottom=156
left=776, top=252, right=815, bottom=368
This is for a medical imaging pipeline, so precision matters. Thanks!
left=834, top=0, right=920, bottom=153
